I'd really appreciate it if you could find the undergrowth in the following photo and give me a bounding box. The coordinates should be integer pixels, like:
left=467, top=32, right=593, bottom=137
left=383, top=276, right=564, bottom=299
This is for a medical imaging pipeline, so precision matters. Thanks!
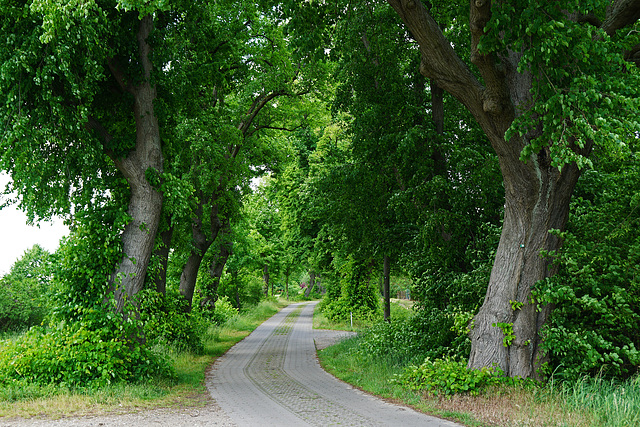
left=0, top=297, right=286, bottom=419
left=319, top=306, right=640, bottom=426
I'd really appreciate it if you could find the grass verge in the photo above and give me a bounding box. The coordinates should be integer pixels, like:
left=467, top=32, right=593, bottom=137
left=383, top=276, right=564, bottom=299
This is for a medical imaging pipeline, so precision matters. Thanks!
left=0, top=298, right=289, bottom=419
left=318, top=323, right=640, bottom=426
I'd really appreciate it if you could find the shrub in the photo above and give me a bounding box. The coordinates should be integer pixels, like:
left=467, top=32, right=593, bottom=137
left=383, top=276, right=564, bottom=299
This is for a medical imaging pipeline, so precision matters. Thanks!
left=535, top=232, right=640, bottom=380
left=210, top=295, right=239, bottom=324
left=217, top=272, right=263, bottom=308
left=394, top=357, right=522, bottom=396
left=534, top=162, right=640, bottom=380
left=138, top=289, right=205, bottom=353
left=0, top=309, right=173, bottom=388
left=319, top=256, right=381, bottom=322
left=347, top=307, right=471, bottom=367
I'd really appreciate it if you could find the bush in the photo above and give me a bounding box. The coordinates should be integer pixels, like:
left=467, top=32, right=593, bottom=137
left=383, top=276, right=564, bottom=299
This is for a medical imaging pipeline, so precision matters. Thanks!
left=534, top=162, right=640, bottom=380
left=0, top=309, right=173, bottom=388
left=318, top=257, right=381, bottom=322
left=138, top=289, right=205, bottom=353
left=346, top=307, right=471, bottom=367
left=394, top=357, right=522, bottom=396
left=217, top=272, right=263, bottom=309
left=209, top=295, right=239, bottom=324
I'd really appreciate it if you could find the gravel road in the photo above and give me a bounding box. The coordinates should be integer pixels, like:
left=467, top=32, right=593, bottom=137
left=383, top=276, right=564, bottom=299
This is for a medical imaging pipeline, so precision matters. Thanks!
left=2, top=302, right=461, bottom=427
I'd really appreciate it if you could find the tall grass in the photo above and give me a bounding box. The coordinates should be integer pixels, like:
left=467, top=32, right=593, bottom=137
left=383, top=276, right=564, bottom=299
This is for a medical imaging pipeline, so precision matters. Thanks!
left=0, top=297, right=287, bottom=419
left=547, top=375, right=640, bottom=426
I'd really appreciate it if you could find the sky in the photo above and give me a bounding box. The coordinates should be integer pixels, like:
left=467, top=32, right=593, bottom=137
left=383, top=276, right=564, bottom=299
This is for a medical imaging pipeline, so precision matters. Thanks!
left=0, top=173, right=68, bottom=275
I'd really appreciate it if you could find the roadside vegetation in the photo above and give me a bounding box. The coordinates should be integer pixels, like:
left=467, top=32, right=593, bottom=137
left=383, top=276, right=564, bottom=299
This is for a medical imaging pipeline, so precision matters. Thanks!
left=317, top=300, right=640, bottom=427
left=0, top=296, right=287, bottom=419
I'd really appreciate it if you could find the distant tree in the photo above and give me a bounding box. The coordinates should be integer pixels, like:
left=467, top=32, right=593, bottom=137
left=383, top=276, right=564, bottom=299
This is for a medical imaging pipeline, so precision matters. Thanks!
left=0, top=245, right=51, bottom=331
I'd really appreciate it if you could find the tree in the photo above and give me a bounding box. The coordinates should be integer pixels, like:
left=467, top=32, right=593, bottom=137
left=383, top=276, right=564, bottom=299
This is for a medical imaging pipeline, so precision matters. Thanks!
left=386, top=0, right=640, bottom=378
left=0, top=245, right=52, bottom=331
left=0, top=1, right=176, bottom=314
left=160, top=6, right=316, bottom=309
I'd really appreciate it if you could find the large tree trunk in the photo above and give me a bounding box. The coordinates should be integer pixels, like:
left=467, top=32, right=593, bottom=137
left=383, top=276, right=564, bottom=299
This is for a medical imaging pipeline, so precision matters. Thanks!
left=109, top=15, right=163, bottom=314
left=386, top=0, right=593, bottom=377
left=468, top=149, right=581, bottom=378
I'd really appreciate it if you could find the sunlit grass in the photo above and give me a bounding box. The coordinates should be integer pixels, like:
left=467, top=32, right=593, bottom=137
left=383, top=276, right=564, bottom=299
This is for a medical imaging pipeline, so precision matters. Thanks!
left=0, top=297, right=289, bottom=419
left=313, top=298, right=413, bottom=331
left=547, top=375, right=640, bottom=426
left=318, top=335, right=484, bottom=426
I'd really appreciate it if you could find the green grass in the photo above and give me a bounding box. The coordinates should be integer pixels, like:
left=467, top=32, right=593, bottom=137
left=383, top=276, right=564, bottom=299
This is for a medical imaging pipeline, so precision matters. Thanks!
left=317, top=334, right=485, bottom=426
left=0, top=297, right=288, bottom=419
left=548, top=375, right=640, bottom=426
left=317, top=311, right=640, bottom=427
left=313, top=298, right=413, bottom=331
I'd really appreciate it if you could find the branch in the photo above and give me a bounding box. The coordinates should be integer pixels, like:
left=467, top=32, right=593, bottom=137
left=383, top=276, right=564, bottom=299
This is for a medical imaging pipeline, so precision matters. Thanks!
left=577, top=12, right=602, bottom=27
left=601, top=0, right=640, bottom=35
left=137, top=14, right=155, bottom=81
left=86, top=115, right=113, bottom=145
left=107, top=58, right=134, bottom=94
left=627, top=42, right=640, bottom=67
left=469, top=0, right=512, bottom=117
left=246, top=122, right=305, bottom=139
left=237, top=90, right=288, bottom=137
left=85, top=115, right=123, bottom=170
left=386, top=0, right=484, bottom=120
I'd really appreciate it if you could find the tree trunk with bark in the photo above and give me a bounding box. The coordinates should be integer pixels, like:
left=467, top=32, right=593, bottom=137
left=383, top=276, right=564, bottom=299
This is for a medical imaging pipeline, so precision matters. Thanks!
left=263, top=263, right=270, bottom=296
left=200, top=224, right=233, bottom=309
left=468, top=149, right=581, bottom=377
left=107, top=15, right=164, bottom=314
left=304, top=271, right=317, bottom=298
left=179, top=198, right=223, bottom=309
left=386, top=0, right=598, bottom=377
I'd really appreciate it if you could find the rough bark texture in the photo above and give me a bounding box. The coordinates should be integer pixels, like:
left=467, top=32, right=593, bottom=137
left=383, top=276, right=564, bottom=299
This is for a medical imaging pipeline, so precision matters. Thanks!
left=178, top=199, right=223, bottom=309
left=108, top=15, right=163, bottom=313
left=385, top=0, right=605, bottom=377
left=200, top=225, right=232, bottom=309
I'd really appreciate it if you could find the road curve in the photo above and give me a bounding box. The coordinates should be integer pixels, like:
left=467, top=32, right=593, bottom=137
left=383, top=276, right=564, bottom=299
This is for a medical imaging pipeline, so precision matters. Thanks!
left=206, top=302, right=460, bottom=427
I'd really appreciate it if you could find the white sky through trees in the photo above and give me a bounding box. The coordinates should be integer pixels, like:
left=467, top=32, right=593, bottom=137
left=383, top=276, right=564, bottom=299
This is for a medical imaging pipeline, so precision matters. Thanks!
left=0, top=173, right=68, bottom=275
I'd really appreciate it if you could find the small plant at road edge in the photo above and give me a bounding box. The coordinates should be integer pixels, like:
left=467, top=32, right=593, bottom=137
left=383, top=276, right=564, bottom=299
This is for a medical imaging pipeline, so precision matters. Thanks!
left=394, top=357, right=527, bottom=396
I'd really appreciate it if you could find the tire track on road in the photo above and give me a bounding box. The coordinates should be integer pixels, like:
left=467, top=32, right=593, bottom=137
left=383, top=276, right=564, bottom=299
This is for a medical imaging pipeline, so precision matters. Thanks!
left=207, top=302, right=460, bottom=427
